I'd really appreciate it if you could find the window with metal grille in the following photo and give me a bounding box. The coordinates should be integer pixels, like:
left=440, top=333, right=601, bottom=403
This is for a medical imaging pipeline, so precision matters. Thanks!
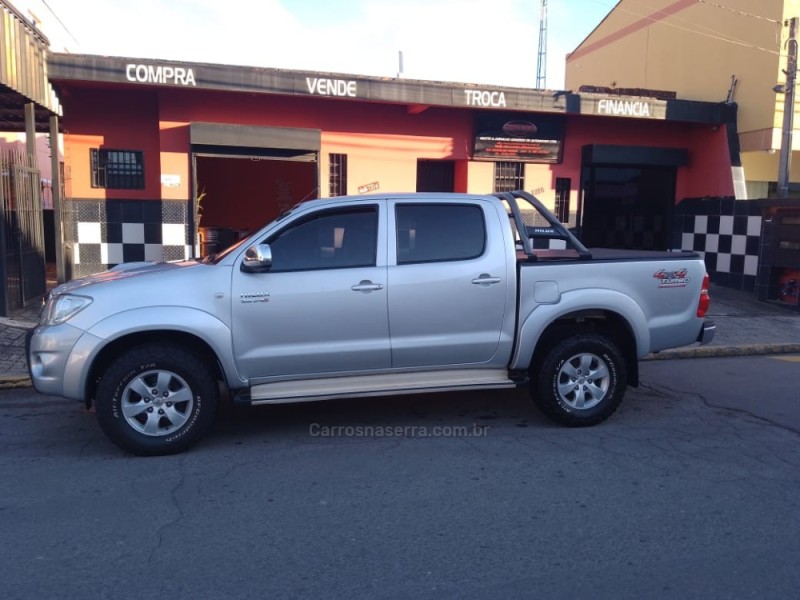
left=493, top=162, right=524, bottom=193
left=329, top=153, right=348, bottom=197
left=90, top=149, right=145, bottom=189
left=555, top=177, right=571, bottom=223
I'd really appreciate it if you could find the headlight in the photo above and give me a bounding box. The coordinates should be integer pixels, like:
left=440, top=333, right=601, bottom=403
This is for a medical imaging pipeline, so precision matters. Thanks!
left=41, top=294, right=93, bottom=325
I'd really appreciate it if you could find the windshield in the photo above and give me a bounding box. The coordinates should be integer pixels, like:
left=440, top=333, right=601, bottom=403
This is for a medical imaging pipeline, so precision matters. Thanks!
left=203, top=205, right=301, bottom=264
left=202, top=235, right=250, bottom=264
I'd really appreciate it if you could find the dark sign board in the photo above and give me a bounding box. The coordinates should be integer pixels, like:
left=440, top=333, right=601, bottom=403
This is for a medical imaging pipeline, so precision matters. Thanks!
left=473, top=113, right=565, bottom=163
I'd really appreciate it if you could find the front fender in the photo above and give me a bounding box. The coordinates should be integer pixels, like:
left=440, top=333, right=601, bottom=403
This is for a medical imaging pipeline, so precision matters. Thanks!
left=510, top=288, right=650, bottom=370
left=65, top=306, right=244, bottom=400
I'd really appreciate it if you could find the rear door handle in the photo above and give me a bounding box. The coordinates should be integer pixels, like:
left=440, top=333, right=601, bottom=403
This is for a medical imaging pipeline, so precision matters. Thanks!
left=471, top=274, right=502, bottom=286
left=351, top=280, right=384, bottom=292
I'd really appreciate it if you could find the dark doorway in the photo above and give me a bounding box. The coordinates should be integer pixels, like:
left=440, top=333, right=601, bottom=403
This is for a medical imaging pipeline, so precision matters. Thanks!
left=417, top=160, right=455, bottom=192
left=193, top=154, right=317, bottom=256
left=580, top=166, right=676, bottom=250
left=188, top=122, right=321, bottom=257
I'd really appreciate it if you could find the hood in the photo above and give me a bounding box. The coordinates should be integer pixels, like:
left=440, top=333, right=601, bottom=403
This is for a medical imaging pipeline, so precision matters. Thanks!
left=52, top=260, right=201, bottom=296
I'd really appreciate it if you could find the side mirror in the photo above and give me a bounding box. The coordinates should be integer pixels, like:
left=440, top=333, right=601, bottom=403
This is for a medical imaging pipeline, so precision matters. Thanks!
left=241, top=244, right=273, bottom=273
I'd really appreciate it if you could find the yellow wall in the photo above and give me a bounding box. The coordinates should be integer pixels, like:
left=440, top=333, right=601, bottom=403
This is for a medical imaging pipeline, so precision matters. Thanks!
left=466, top=161, right=494, bottom=194
left=525, top=163, right=556, bottom=211
left=742, top=147, right=800, bottom=182
left=566, top=0, right=787, bottom=136
left=63, top=133, right=103, bottom=200
left=321, top=132, right=457, bottom=196
left=318, top=141, right=565, bottom=207
left=159, top=121, right=190, bottom=201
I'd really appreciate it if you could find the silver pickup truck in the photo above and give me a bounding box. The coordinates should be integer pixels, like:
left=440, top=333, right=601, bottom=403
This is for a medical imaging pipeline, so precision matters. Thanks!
left=27, top=191, right=714, bottom=455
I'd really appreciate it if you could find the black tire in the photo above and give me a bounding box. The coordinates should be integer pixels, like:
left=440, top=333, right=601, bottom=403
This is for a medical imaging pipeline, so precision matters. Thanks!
left=95, top=343, right=218, bottom=456
left=532, top=333, right=627, bottom=427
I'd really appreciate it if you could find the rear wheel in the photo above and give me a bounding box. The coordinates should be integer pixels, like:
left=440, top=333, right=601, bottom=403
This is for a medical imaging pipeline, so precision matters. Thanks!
left=95, top=344, right=218, bottom=455
left=532, top=333, right=627, bottom=427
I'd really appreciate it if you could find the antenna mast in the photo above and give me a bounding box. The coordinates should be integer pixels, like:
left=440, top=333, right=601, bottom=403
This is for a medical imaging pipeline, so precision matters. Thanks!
left=536, top=0, right=548, bottom=89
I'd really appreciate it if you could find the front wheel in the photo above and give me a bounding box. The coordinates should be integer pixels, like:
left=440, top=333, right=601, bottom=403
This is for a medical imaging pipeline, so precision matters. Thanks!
left=95, top=344, right=218, bottom=455
left=532, top=333, right=627, bottom=427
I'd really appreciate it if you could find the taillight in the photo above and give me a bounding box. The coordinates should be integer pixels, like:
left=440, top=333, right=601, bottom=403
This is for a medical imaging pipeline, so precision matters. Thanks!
left=697, top=273, right=710, bottom=318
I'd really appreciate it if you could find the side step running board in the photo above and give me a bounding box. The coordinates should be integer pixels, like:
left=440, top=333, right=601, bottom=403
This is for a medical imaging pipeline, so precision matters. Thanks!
left=250, top=369, right=517, bottom=404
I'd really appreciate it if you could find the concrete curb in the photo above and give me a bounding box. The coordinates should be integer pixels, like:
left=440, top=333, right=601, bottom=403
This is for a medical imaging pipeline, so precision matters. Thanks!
left=644, top=343, right=800, bottom=360
left=0, top=318, right=37, bottom=330
left=0, top=375, right=31, bottom=389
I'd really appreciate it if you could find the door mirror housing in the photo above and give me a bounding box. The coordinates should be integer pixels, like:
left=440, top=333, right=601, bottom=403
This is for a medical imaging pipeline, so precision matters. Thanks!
left=241, top=244, right=273, bottom=273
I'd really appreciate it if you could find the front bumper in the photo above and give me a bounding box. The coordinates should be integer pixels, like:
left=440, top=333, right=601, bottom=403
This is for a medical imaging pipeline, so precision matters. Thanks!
left=697, top=320, right=716, bottom=345
left=26, top=322, right=87, bottom=398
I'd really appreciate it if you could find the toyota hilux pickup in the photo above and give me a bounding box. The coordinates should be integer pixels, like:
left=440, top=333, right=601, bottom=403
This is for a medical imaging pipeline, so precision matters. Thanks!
left=27, top=191, right=714, bottom=455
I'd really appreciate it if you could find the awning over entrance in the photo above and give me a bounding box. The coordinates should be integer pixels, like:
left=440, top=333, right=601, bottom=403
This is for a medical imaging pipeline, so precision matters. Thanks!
left=0, top=1, right=64, bottom=315
left=581, top=144, right=688, bottom=167
left=189, top=122, right=320, bottom=159
left=0, top=2, right=61, bottom=131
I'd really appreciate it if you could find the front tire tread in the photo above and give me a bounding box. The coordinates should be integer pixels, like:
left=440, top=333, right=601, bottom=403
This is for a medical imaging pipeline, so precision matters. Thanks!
left=95, top=343, right=218, bottom=456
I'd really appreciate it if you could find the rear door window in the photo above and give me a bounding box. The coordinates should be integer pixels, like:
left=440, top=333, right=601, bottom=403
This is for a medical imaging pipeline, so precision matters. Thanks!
left=395, top=204, right=485, bottom=264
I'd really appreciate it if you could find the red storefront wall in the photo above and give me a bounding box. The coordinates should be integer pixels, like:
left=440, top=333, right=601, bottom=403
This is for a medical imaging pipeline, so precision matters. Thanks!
left=61, top=83, right=734, bottom=212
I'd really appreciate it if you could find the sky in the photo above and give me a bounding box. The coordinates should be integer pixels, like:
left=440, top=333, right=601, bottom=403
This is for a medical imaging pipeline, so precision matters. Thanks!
left=30, top=0, right=620, bottom=90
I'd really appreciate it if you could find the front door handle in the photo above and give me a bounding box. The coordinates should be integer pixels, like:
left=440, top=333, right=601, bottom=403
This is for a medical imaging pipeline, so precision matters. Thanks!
left=351, top=280, right=384, bottom=292
left=471, top=274, right=502, bottom=286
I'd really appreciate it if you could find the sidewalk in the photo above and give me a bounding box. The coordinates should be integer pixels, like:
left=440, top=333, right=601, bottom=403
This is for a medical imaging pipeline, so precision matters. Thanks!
left=0, top=301, right=40, bottom=388
left=645, top=284, right=800, bottom=360
left=2, top=284, right=799, bottom=389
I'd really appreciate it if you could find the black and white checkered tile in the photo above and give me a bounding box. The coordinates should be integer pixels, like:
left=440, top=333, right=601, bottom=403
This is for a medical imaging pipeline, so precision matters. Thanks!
left=74, top=221, right=192, bottom=267
left=679, top=214, right=761, bottom=277
left=67, top=199, right=192, bottom=277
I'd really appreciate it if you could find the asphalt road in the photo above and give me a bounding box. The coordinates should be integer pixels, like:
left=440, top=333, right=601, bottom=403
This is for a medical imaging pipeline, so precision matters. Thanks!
left=2, top=356, right=799, bottom=599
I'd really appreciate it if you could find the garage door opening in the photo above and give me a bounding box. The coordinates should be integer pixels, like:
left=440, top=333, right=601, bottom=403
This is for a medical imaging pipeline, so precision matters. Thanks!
left=189, top=122, right=321, bottom=257
left=578, top=144, right=687, bottom=251
left=193, top=153, right=317, bottom=256
left=581, top=166, right=675, bottom=251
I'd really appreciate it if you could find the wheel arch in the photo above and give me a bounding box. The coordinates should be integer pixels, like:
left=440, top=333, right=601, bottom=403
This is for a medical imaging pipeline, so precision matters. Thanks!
left=527, top=308, right=640, bottom=388
left=85, top=330, right=226, bottom=408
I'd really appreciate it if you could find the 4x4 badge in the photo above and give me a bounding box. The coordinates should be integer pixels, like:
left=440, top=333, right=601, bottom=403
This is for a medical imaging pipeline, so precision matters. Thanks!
left=653, top=269, right=690, bottom=288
